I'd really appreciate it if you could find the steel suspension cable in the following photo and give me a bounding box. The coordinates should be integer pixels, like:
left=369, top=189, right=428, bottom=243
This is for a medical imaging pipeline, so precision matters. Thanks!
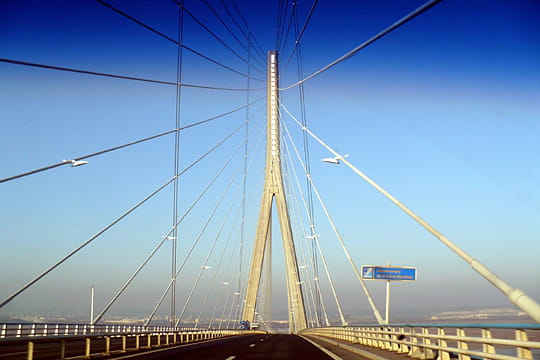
left=219, top=0, right=269, bottom=67
left=218, top=207, right=256, bottom=329
left=236, top=195, right=263, bottom=323
left=175, top=160, right=244, bottom=327
left=1, top=98, right=263, bottom=184
left=237, top=29, right=251, bottom=330
left=282, top=122, right=348, bottom=326
left=226, top=177, right=266, bottom=329
left=218, top=0, right=248, bottom=44
left=179, top=96, right=264, bottom=131
left=205, top=122, right=266, bottom=328
left=226, top=284, right=240, bottom=328
left=0, top=58, right=261, bottom=91
left=0, top=121, right=245, bottom=310
left=212, top=176, right=265, bottom=330
left=212, top=108, right=264, bottom=329
left=171, top=111, right=262, bottom=282
left=278, top=0, right=297, bottom=56
left=218, top=264, right=236, bottom=329
left=275, top=0, right=290, bottom=51
left=289, top=202, right=319, bottom=327
left=170, top=1, right=185, bottom=327
left=201, top=0, right=266, bottom=65
left=144, top=111, right=263, bottom=326
left=221, top=0, right=266, bottom=60
left=290, top=5, right=322, bottom=322
left=282, top=134, right=332, bottom=327
left=281, top=0, right=443, bottom=90
left=0, top=129, right=175, bottom=183
left=281, top=102, right=385, bottom=324
left=275, top=0, right=284, bottom=49
left=291, top=188, right=324, bottom=327
left=197, top=205, right=242, bottom=328
left=96, top=0, right=263, bottom=82
left=229, top=0, right=268, bottom=59
left=280, top=141, right=321, bottom=327
left=280, top=143, right=302, bottom=327
left=280, top=0, right=319, bottom=76
left=282, top=104, right=540, bottom=323
left=93, top=235, right=170, bottom=324
left=172, top=0, right=265, bottom=75
left=207, top=210, right=241, bottom=328
left=281, top=139, right=319, bottom=326
left=232, top=261, right=245, bottom=325
left=232, top=121, right=267, bottom=328
left=145, top=182, right=238, bottom=327
left=143, top=138, right=247, bottom=327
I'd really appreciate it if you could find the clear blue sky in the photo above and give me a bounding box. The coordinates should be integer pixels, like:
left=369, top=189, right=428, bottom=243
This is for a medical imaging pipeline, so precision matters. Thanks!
left=1, top=0, right=539, bottom=323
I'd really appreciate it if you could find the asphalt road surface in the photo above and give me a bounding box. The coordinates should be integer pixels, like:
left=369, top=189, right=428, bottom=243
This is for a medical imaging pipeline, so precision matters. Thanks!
left=110, top=334, right=337, bottom=360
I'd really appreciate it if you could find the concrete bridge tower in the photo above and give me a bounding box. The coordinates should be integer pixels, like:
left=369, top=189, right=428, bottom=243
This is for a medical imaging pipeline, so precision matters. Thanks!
left=242, top=50, right=307, bottom=332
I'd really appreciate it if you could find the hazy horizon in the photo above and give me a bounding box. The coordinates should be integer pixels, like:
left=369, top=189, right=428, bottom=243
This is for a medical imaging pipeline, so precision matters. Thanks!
left=1, top=0, right=539, bottom=326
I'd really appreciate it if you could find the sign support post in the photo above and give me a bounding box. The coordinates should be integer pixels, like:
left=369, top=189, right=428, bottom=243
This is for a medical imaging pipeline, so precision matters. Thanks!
left=362, top=263, right=417, bottom=325
left=385, top=262, right=390, bottom=324
left=90, top=285, right=95, bottom=325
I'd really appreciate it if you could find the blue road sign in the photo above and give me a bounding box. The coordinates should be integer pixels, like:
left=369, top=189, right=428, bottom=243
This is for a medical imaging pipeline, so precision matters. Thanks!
left=361, top=265, right=416, bottom=281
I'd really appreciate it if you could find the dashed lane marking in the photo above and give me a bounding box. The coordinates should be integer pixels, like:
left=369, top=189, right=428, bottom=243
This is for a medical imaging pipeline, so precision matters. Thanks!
left=225, top=356, right=236, bottom=360
left=249, top=343, right=256, bottom=347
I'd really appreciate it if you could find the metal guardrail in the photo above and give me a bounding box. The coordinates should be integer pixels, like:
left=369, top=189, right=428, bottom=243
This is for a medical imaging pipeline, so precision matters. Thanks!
left=0, top=323, right=196, bottom=340
left=0, top=323, right=265, bottom=360
left=300, top=324, right=540, bottom=360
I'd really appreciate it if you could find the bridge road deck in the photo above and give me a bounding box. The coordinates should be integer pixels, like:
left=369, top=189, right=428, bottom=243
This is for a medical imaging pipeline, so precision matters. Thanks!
left=0, top=333, right=408, bottom=360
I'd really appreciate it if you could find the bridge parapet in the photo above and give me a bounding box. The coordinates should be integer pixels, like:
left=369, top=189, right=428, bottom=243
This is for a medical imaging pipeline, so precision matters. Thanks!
left=300, top=324, right=540, bottom=360
left=0, top=323, right=265, bottom=359
left=0, top=322, right=209, bottom=339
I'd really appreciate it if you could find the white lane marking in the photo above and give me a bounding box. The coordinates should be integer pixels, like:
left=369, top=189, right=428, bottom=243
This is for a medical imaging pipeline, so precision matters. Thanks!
left=307, top=335, right=389, bottom=360
left=249, top=343, right=256, bottom=347
left=225, top=356, right=236, bottom=360
left=298, top=335, right=343, bottom=360
left=0, top=352, right=27, bottom=358
left=260, top=338, right=264, bottom=341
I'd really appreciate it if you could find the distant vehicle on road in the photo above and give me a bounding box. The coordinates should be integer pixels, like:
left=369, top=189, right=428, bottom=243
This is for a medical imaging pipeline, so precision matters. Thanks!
left=239, top=320, right=250, bottom=330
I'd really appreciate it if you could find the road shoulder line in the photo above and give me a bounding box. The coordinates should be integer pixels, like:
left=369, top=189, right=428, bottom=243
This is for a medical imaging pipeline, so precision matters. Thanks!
left=303, top=335, right=390, bottom=360
left=298, top=334, right=343, bottom=360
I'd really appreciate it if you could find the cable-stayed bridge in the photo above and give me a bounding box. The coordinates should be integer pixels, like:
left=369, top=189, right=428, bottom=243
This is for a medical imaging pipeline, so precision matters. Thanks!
left=1, top=1, right=539, bottom=359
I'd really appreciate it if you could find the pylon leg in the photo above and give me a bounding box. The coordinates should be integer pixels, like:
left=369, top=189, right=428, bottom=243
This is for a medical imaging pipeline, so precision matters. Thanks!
left=241, top=50, right=307, bottom=332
